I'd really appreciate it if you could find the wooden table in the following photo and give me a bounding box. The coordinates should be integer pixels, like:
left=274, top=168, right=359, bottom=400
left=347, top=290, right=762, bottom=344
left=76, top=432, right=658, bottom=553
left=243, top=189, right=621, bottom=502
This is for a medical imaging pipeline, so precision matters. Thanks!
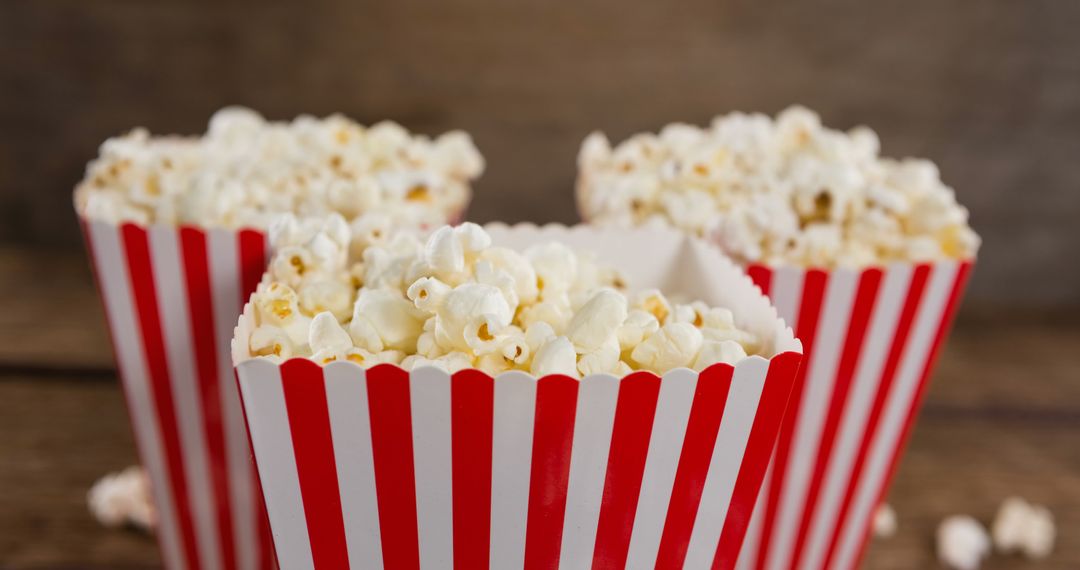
left=1, top=247, right=1077, bottom=569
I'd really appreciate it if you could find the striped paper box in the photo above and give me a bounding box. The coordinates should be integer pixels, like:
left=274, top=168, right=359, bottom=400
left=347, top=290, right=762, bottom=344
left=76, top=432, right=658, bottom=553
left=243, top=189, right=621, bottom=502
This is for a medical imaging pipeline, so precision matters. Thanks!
left=736, top=260, right=974, bottom=570
left=233, top=224, right=804, bottom=570
left=81, top=217, right=276, bottom=570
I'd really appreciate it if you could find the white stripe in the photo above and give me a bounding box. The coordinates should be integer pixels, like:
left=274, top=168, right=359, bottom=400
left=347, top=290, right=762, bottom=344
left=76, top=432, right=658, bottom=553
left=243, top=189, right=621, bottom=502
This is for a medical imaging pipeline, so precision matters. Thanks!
left=735, top=459, right=772, bottom=570
left=683, top=358, right=770, bottom=568
left=149, top=226, right=222, bottom=570
left=489, top=372, right=537, bottom=569
left=771, top=266, right=805, bottom=328
left=209, top=227, right=258, bottom=570
left=833, top=261, right=958, bottom=570
left=410, top=367, right=454, bottom=569
left=624, top=368, right=698, bottom=570
left=797, top=265, right=914, bottom=570
left=558, top=374, right=621, bottom=568
left=324, top=363, right=384, bottom=570
left=236, top=360, right=314, bottom=570
left=766, top=269, right=859, bottom=570
left=90, top=221, right=186, bottom=570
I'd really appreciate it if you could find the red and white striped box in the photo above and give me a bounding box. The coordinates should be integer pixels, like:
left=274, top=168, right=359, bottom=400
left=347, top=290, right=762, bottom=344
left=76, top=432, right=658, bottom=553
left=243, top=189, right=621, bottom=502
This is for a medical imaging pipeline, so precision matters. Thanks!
left=736, top=260, right=974, bottom=570
left=233, top=224, right=804, bottom=570
left=80, top=217, right=276, bottom=570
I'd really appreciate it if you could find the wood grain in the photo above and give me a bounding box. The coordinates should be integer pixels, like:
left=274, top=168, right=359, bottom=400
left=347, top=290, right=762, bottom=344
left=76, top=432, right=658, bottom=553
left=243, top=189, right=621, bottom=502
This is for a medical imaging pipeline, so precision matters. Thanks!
left=2, top=0, right=1080, bottom=305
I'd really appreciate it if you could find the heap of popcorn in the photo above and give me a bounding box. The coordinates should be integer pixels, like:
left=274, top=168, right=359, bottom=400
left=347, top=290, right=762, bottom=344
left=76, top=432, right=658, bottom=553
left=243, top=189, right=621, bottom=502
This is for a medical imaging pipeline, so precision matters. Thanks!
left=577, top=106, right=980, bottom=268
left=238, top=218, right=762, bottom=377
left=74, top=107, right=484, bottom=231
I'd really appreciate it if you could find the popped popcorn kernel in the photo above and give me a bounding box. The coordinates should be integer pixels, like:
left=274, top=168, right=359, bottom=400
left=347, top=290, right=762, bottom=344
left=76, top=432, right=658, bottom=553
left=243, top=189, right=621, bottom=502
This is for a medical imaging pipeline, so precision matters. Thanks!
left=937, top=515, right=990, bottom=570
left=76, top=107, right=483, bottom=231
left=242, top=223, right=761, bottom=376
left=992, top=497, right=1054, bottom=559
left=578, top=106, right=980, bottom=268
left=88, top=466, right=156, bottom=532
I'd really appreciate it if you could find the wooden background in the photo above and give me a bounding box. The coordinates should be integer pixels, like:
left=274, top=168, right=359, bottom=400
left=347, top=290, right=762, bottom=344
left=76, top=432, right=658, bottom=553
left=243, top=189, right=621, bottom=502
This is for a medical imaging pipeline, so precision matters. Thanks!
left=2, top=0, right=1079, bottom=307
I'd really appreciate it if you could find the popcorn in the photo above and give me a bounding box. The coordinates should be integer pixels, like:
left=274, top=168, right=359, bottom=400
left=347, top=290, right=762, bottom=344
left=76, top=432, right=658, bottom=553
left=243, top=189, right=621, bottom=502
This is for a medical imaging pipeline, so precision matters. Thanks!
left=937, top=515, right=990, bottom=570
left=423, top=226, right=468, bottom=281
left=578, top=106, right=980, bottom=268
left=253, top=283, right=311, bottom=346
left=631, top=323, right=704, bottom=373
left=249, top=325, right=295, bottom=360
left=498, top=328, right=531, bottom=366
left=617, top=309, right=660, bottom=351
left=531, top=336, right=579, bottom=378
left=692, top=340, right=747, bottom=371
left=526, top=242, right=579, bottom=300
left=577, top=336, right=621, bottom=376
left=992, top=497, right=1054, bottom=559
left=872, top=503, right=898, bottom=538
left=565, top=289, right=628, bottom=353
left=309, top=312, right=361, bottom=364
left=524, top=321, right=557, bottom=352
left=433, top=283, right=513, bottom=352
left=349, top=289, right=425, bottom=352
left=242, top=223, right=761, bottom=377
left=88, top=466, right=156, bottom=532
left=632, top=289, right=672, bottom=324
left=76, top=107, right=483, bottom=230
left=480, top=247, right=539, bottom=305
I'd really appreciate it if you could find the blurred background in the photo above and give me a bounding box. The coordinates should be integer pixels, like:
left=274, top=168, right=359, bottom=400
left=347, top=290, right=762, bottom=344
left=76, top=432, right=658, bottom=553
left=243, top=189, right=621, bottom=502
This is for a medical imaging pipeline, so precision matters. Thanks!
left=1, top=0, right=1078, bottom=568
left=3, top=0, right=1080, bottom=307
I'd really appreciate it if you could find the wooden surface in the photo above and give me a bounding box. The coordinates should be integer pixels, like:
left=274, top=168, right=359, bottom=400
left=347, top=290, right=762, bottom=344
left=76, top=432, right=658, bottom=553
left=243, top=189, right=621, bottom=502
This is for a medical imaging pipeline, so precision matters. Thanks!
left=3, top=0, right=1080, bottom=307
left=1, top=247, right=1078, bottom=569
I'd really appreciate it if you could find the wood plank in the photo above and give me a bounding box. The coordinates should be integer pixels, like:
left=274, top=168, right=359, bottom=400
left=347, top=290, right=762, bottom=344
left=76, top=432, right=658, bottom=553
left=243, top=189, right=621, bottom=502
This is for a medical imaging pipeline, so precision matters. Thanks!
left=0, top=376, right=159, bottom=569
left=866, top=414, right=1080, bottom=569
left=0, top=248, right=112, bottom=370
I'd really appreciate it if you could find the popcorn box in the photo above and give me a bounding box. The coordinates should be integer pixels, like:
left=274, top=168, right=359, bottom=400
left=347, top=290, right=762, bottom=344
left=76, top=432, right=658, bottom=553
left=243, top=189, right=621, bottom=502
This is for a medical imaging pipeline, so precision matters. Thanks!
left=80, top=216, right=276, bottom=570
left=736, top=260, right=973, bottom=570
left=233, top=224, right=804, bottom=570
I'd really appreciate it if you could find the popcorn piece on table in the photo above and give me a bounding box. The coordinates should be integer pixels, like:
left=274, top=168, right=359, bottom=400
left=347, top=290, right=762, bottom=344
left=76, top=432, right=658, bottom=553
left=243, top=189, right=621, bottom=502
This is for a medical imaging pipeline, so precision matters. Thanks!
left=75, top=107, right=484, bottom=230
left=240, top=222, right=761, bottom=377
left=992, top=496, right=1055, bottom=559
left=577, top=106, right=980, bottom=268
left=88, top=465, right=156, bottom=532
left=872, top=503, right=897, bottom=538
left=937, top=515, right=990, bottom=570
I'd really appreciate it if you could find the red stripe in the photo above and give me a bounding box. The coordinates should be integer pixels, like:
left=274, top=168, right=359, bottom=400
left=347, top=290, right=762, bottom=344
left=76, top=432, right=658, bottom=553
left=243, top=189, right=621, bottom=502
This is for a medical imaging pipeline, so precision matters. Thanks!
left=592, top=372, right=662, bottom=568
left=238, top=229, right=267, bottom=305
left=754, top=269, right=828, bottom=569
left=121, top=223, right=203, bottom=570
left=747, top=265, right=773, bottom=297
left=367, top=364, right=421, bottom=570
left=851, top=261, right=974, bottom=566
left=711, top=351, right=803, bottom=569
left=179, top=227, right=237, bottom=570
left=280, top=359, right=349, bottom=569
left=654, top=364, right=736, bottom=569
left=451, top=370, right=495, bottom=569
left=787, top=269, right=883, bottom=568
left=523, top=375, right=580, bottom=570
left=820, top=264, right=931, bottom=569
